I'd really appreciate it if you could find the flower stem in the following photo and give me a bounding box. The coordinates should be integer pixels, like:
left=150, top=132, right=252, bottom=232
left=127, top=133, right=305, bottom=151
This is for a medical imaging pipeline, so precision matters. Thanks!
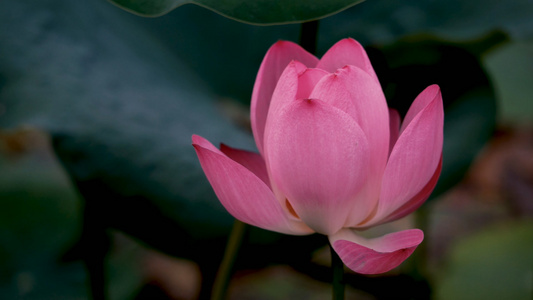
left=413, top=205, right=431, bottom=280
left=330, top=243, right=346, bottom=300
left=210, top=220, right=248, bottom=300
left=299, top=20, right=320, bottom=54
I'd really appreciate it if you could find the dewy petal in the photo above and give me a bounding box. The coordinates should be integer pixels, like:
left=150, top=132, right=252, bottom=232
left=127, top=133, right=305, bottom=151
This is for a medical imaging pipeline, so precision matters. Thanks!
left=295, top=68, right=329, bottom=100
left=220, top=143, right=270, bottom=187
left=388, top=108, right=401, bottom=155
left=329, top=228, right=424, bottom=274
left=373, top=86, right=443, bottom=223
left=251, top=41, right=318, bottom=155
left=310, top=65, right=389, bottom=224
left=316, top=38, right=379, bottom=83
left=192, top=135, right=313, bottom=235
left=264, top=99, right=369, bottom=235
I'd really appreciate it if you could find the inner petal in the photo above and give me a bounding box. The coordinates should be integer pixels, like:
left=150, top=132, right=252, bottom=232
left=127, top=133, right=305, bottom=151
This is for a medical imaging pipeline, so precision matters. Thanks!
left=264, top=98, right=370, bottom=235
left=296, top=68, right=329, bottom=99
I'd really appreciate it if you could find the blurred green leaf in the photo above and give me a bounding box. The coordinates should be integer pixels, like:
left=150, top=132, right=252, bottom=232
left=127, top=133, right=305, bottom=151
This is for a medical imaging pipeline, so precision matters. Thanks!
left=436, top=221, right=533, bottom=300
left=0, top=139, right=147, bottom=299
left=0, top=151, right=85, bottom=299
left=0, top=0, right=253, bottom=261
left=126, top=4, right=303, bottom=103
left=107, top=233, right=147, bottom=300
left=318, top=0, right=533, bottom=48
left=484, top=40, right=533, bottom=125
left=0, top=157, right=81, bottom=267
left=435, top=88, right=497, bottom=197
left=108, top=0, right=364, bottom=24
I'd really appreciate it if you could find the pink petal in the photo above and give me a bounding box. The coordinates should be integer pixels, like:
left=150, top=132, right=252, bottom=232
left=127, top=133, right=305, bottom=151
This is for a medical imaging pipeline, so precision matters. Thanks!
left=251, top=41, right=318, bottom=155
left=192, top=134, right=224, bottom=154
left=377, top=156, right=442, bottom=225
left=309, top=65, right=389, bottom=224
left=192, top=135, right=313, bottom=235
left=401, top=84, right=441, bottom=133
left=263, top=98, right=369, bottom=235
left=388, top=108, right=401, bottom=155
left=264, top=60, right=307, bottom=133
left=295, top=68, right=329, bottom=99
left=329, top=228, right=424, bottom=274
left=316, top=38, right=379, bottom=83
left=220, top=143, right=270, bottom=187
left=373, top=86, right=443, bottom=223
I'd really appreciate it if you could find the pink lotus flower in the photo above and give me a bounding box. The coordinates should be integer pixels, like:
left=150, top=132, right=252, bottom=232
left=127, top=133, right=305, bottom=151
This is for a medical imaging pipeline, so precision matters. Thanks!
left=192, top=38, right=443, bottom=274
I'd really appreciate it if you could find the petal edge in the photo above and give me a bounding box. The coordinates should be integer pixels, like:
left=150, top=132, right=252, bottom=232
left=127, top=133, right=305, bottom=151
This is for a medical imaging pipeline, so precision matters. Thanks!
left=316, top=38, right=379, bottom=83
left=193, top=135, right=313, bottom=235
left=251, top=41, right=318, bottom=155
left=329, top=229, right=424, bottom=274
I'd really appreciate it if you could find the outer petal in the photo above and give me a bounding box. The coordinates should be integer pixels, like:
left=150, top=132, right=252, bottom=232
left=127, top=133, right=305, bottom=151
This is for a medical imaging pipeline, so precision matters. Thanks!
left=329, top=228, right=424, bottom=274
left=309, top=65, right=389, bottom=225
left=316, top=38, right=379, bottom=83
left=373, top=86, right=444, bottom=223
left=192, top=135, right=313, bottom=235
left=377, top=157, right=442, bottom=225
left=264, top=99, right=369, bottom=235
left=401, top=84, right=441, bottom=133
left=251, top=41, right=318, bottom=155
left=220, top=143, right=270, bottom=187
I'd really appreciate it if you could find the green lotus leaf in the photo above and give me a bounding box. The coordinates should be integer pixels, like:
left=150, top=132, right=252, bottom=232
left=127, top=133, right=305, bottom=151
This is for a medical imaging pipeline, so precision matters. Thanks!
left=109, top=0, right=364, bottom=24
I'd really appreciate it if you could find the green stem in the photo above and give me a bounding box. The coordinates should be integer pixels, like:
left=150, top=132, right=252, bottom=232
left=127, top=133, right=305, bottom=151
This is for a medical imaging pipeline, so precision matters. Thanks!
left=330, top=243, right=345, bottom=300
left=210, top=220, right=248, bottom=300
left=413, top=205, right=431, bottom=281
left=299, top=20, right=320, bottom=54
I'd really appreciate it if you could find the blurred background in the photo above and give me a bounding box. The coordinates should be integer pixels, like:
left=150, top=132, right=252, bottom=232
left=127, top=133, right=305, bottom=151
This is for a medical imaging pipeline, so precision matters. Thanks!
left=0, top=0, right=532, bottom=299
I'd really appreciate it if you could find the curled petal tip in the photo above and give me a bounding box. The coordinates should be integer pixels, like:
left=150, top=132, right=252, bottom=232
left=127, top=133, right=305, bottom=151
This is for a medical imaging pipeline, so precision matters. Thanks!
left=316, top=38, right=378, bottom=83
left=329, top=229, right=423, bottom=274
left=428, top=83, right=441, bottom=91
left=192, top=134, right=222, bottom=154
left=191, top=134, right=200, bottom=143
